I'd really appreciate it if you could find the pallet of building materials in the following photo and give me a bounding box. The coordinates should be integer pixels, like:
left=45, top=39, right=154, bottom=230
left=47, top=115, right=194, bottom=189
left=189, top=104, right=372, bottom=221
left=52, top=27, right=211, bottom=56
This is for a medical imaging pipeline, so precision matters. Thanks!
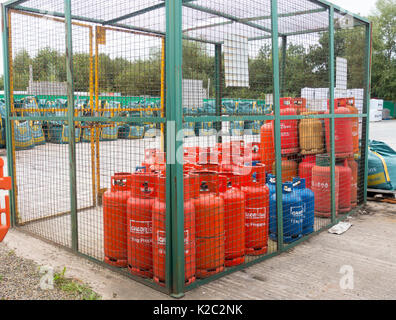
left=49, top=123, right=81, bottom=144
left=367, top=188, right=396, bottom=201
left=368, top=140, right=396, bottom=191
left=118, top=124, right=145, bottom=139
left=31, top=121, right=46, bottom=146
left=14, top=120, right=35, bottom=150
left=230, top=121, right=245, bottom=136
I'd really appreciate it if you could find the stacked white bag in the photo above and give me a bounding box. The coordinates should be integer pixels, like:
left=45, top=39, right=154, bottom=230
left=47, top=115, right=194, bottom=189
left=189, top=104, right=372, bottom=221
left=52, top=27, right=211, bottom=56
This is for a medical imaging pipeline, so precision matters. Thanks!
left=370, top=99, right=383, bottom=122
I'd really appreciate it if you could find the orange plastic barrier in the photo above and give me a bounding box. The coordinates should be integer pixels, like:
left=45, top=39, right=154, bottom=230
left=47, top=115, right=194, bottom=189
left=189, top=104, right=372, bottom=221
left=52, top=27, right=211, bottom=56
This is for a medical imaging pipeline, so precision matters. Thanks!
left=0, top=158, right=12, bottom=243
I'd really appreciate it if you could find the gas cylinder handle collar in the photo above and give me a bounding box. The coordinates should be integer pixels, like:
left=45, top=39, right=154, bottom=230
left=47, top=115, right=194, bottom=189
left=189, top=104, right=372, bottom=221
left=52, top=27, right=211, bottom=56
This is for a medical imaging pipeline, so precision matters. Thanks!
left=293, top=180, right=301, bottom=188
left=142, top=182, right=151, bottom=193
left=200, top=182, right=209, bottom=192
left=114, top=179, right=127, bottom=187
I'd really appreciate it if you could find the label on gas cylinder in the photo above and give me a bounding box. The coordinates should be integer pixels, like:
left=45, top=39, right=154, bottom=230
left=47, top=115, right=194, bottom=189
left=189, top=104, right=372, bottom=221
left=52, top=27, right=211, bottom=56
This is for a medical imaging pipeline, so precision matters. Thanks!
left=290, top=206, right=304, bottom=224
left=155, top=230, right=191, bottom=255
left=130, top=220, right=152, bottom=235
left=311, top=180, right=329, bottom=190
left=245, top=207, right=267, bottom=227
left=280, top=123, right=292, bottom=130
left=129, top=237, right=152, bottom=245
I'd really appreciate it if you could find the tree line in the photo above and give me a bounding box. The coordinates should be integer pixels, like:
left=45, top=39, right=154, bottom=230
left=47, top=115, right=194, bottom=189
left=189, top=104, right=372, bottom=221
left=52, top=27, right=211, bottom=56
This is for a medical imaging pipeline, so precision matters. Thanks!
left=2, top=0, right=395, bottom=102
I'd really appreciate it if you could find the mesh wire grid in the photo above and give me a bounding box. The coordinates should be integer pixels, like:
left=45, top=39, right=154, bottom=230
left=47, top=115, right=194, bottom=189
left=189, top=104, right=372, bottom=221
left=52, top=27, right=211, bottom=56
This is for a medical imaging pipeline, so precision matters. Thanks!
left=3, top=0, right=371, bottom=295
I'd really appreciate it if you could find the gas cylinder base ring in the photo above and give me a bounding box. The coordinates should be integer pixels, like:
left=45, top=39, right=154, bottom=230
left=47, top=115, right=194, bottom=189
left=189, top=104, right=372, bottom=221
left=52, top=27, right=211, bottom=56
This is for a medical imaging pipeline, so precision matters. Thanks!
left=197, top=266, right=225, bottom=279
left=334, top=152, right=354, bottom=159
left=281, top=148, right=300, bottom=156
left=246, top=246, right=268, bottom=256
left=300, top=149, right=324, bottom=155
left=225, top=256, right=245, bottom=267
left=315, top=211, right=339, bottom=218
left=269, top=233, right=302, bottom=244
left=154, top=276, right=196, bottom=287
left=339, top=207, right=352, bottom=214
left=104, top=256, right=128, bottom=268
left=283, top=234, right=303, bottom=244
left=302, top=227, right=314, bottom=236
left=128, top=266, right=153, bottom=279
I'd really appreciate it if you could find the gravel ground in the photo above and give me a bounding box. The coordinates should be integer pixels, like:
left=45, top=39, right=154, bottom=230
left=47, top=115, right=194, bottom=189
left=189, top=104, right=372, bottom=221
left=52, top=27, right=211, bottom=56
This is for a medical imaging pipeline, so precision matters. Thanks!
left=0, top=242, right=100, bottom=300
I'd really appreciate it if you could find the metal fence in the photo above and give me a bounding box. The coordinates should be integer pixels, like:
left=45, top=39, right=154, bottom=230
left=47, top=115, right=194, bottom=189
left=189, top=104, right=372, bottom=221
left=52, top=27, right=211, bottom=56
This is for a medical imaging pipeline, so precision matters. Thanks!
left=1, top=0, right=371, bottom=297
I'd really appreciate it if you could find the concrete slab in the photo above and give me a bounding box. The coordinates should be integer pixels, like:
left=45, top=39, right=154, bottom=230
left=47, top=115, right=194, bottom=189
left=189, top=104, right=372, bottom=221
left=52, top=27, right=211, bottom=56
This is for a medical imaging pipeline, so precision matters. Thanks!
left=2, top=202, right=396, bottom=300
left=369, top=120, right=396, bottom=150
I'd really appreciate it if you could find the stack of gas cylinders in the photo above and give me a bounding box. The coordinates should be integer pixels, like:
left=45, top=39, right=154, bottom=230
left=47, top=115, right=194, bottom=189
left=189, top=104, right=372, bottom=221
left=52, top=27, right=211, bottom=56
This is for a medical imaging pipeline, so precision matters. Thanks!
left=102, top=96, right=359, bottom=284
left=102, top=142, right=289, bottom=283
left=260, top=97, right=359, bottom=220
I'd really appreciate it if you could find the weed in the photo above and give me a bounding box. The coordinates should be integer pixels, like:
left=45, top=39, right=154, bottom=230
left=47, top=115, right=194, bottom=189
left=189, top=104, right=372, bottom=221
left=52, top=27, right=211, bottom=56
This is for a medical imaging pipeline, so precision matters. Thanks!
left=53, top=267, right=101, bottom=300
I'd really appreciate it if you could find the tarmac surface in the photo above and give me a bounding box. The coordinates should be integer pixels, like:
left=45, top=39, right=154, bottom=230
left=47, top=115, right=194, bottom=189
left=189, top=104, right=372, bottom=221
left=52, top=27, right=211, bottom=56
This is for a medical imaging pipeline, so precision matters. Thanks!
left=0, top=119, right=394, bottom=300
left=2, top=202, right=395, bottom=300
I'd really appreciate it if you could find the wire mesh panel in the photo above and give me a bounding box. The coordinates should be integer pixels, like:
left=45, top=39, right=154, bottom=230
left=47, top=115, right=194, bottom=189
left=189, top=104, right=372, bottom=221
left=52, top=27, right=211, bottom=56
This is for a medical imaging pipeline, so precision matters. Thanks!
left=2, top=0, right=371, bottom=296
left=330, top=14, right=368, bottom=206
left=279, top=5, right=331, bottom=235
left=182, top=0, right=277, bottom=289
left=8, top=8, right=73, bottom=248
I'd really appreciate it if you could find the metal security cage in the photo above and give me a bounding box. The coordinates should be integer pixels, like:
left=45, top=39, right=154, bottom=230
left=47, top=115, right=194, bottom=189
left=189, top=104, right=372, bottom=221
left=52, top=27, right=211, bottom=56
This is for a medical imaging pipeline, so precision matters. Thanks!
left=1, top=0, right=371, bottom=297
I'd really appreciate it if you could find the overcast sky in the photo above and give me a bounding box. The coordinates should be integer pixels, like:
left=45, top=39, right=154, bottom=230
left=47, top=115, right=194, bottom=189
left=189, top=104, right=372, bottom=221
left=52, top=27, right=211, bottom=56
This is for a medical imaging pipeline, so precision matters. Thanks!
left=0, top=0, right=378, bottom=76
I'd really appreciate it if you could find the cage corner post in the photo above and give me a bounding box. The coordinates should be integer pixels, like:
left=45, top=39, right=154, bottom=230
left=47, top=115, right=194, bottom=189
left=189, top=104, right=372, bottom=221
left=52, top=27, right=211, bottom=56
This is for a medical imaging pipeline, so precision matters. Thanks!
left=165, top=0, right=185, bottom=298
left=363, top=21, right=372, bottom=204
left=280, top=35, right=287, bottom=97
left=328, top=5, right=336, bottom=223
left=215, top=43, right=222, bottom=143
left=271, top=0, right=284, bottom=251
left=2, top=3, right=17, bottom=227
left=64, top=0, right=78, bottom=252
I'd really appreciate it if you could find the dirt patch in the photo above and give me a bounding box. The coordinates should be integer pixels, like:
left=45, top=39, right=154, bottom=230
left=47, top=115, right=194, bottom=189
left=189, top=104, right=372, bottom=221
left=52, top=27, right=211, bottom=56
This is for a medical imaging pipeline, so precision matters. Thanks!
left=0, top=242, right=100, bottom=300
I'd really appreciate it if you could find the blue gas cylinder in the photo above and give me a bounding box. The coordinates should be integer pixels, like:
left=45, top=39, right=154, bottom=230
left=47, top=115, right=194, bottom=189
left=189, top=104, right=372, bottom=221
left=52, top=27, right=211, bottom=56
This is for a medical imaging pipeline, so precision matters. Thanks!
left=267, top=174, right=277, bottom=235
left=269, top=182, right=303, bottom=243
left=292, top=178, right=315, bottom=235
left=266, top=174, right=276, bottom=197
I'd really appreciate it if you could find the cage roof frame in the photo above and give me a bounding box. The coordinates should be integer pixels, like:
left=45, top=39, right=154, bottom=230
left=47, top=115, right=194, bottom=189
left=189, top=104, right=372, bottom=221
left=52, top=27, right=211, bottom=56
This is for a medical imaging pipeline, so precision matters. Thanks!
left=3, top=0, right=370, bottom=44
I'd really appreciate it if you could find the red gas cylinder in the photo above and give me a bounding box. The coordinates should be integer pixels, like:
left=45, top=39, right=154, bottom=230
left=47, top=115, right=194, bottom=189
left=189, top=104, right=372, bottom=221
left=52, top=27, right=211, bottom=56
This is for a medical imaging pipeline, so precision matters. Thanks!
left=191, top=171, right=225, bottom=278
left=152, top=174, right=197, bottom=286
left=272, top=158, right=298, bottom=183
left=280, top=97, right=293, bottom=109
left=219, top=173, right=245, bottom=267
left=299, top=156, right=316, bottom=189
left=347, top=157, right=358, bottom=208
left=337, top=159, right=352, bottom=213
left=184, top=147, right=199, bottom=164
left=218, top=141, right=245, bottom=166
left=239, top=164, right=270, bottom=256
left=325, top=107, right=353, bottom=158
left=311, top=155, right=340, bottom=218
left=127, top=172, right=157, bottom=278
left=244, top=142, right=261, bottom=163
left=280, top=107, right=299, bottom=155
left=103, top=173, right=132, bottom=267
left=260, top=122, right=275, bottom=172
left=184, top=163, right=200, bottom=174
left=345, top=99, right=360, bottom=155
left=292, top=98, right=308, bottom=114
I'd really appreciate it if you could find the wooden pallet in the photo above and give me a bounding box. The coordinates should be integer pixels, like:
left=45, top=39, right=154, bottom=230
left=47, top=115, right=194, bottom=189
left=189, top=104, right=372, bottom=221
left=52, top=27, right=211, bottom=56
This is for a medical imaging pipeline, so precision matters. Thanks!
left=367, top=188, right=396, bottom=202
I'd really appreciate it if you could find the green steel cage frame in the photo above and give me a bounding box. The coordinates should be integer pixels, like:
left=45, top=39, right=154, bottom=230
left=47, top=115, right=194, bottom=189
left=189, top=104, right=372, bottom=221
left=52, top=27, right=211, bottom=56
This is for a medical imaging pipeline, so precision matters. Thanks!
left=1, top=0, right=372, bottom=297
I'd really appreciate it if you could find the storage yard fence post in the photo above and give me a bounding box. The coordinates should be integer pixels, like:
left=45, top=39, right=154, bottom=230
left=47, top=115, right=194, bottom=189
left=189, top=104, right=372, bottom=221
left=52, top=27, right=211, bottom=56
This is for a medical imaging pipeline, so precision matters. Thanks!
left=1, top=0, right=371, bottom=296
